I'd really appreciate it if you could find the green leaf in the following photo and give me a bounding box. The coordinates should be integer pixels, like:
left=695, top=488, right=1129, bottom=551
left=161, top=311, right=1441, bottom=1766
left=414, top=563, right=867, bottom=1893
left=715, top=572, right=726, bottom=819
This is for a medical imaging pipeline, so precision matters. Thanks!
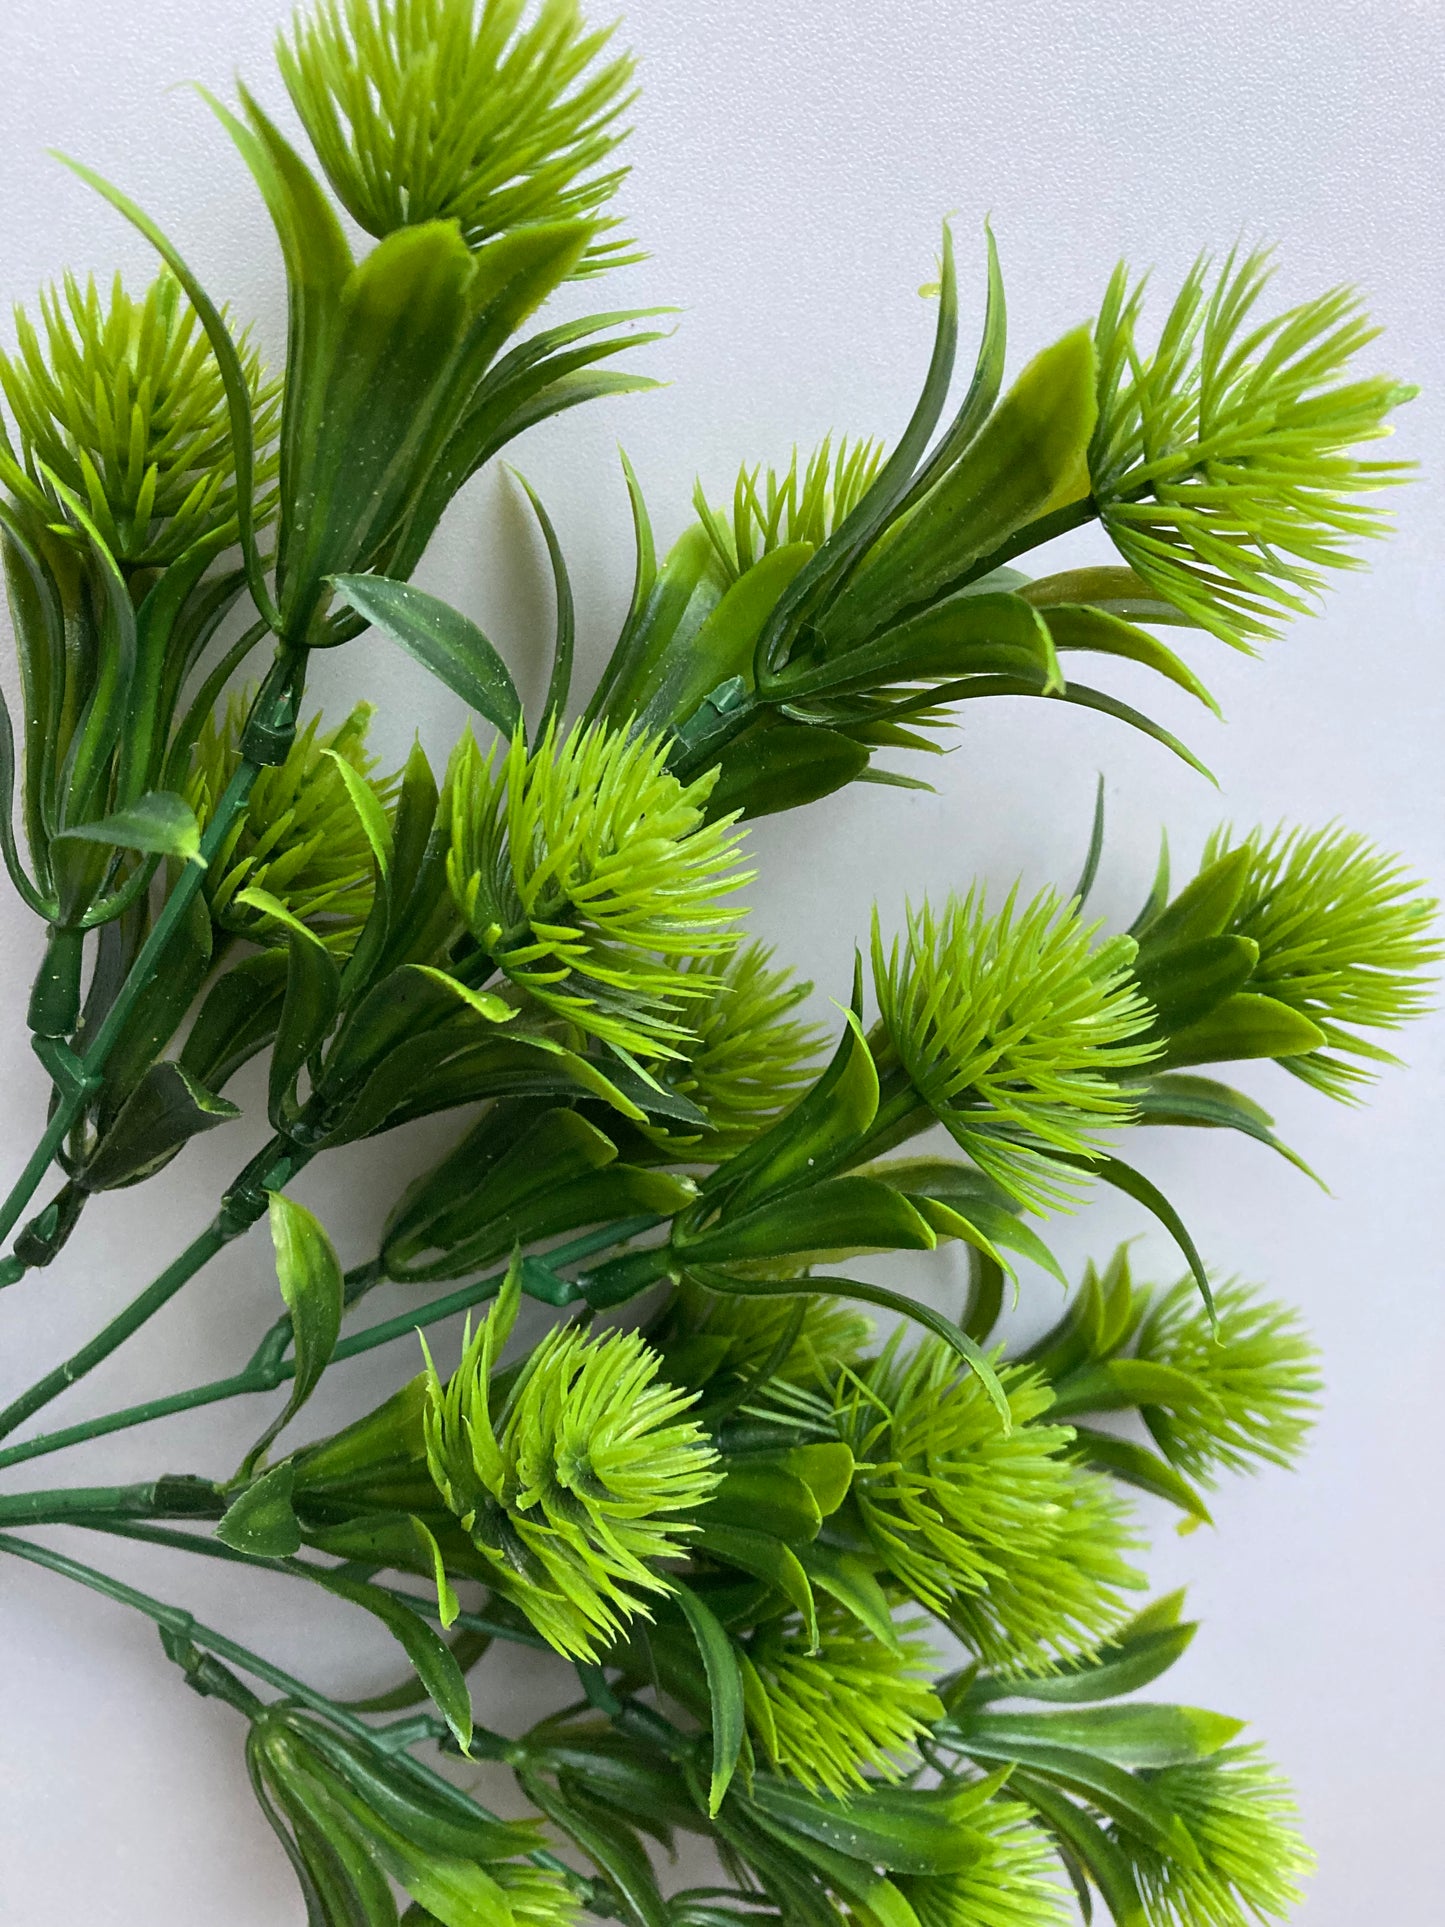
left=680, top=1176, right=936, bottom=1264
left=940, top=1731, right=1201, bottom=1865
left=694, top=1526, right=818, bottom=1646
left=1063, top=1154, right=1214, bottom=1317
left=1134, top=848, right=1251, bottom=957
left=747, top=1773, right=1009, bottom=1874
left=1008, top=1771, right=1147, bottom=1927
left=305, top=1568, right=475, bottom=1756
left=776, top=591, right=1061, bottom=702
left=830, top=323, right=1097, bottom=645
left=234, top=887, right=343, bottom=1125
left=744, top=1806, right=923, bottom=1927
left=671, top=1582, right=746, bottom=1815
left=704, top=1466, right=823, bottom=1545
left=1036, top=602, right=1218, bottom=712
left=520, top=1771, right=669, bottom=1927
left=717, top=1003, right=879, bottom=1210
left=241, top=1194, right=345, bottom=1475
left=1134, top=935, right=1260, bottom=1033
left=512, top=474, right=575, bottom=727
left=642, top=542, right=814, bottom=729
left=1132, top=1073, right=1319, bottom=1181
left=80, top=1061, right=240, bottom=1192
left=704, top=720, right=871, bottom=822
left=795, top=1544, right=901, bottom=1653
left=968, top=1609, right=1198, bottom=1706
left=331, top=575, right=522, bottom=734
left=952, top=1704, right=1243, bottom=1770
left=691, top=1267, right=1011, bottom=1429
left=1047, top=1357, right=1224, bottom=1421
left=1065, top=1426, right=1214, bottom=1527
left=55, top=147, right=278, bottom=629
left=1161, top=992, right=1328, bottom=1069
left=216, top=1460, right=302, bottom=1557
left=54, top=790, right=202, bottom=864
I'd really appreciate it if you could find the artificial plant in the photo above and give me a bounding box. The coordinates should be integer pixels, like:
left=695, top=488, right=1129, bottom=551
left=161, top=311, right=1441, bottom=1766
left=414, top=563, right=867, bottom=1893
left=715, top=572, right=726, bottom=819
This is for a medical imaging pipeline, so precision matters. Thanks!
left=0, top=2, right=1434, bottom=1923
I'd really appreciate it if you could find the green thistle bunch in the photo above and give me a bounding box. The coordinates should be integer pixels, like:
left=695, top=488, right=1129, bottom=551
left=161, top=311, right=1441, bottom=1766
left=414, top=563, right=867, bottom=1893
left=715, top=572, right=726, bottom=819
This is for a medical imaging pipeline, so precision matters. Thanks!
left=0, top=268, right=277, bottom=568
left=695, top=437, right=888, bottom=583
left=1120, top=1746, right=1314, bottom=1927
left=872, top=891, right=1159, bottom=1211
left=421, top=1270, right=719, bottom=1658
left=1134, top=1279, right=1321, bottom=1486
left=0, top=7, right=1431, bottom=1923
left=187, top=696, right=396, bottom=952
left=639, top=945, right=826, bottom=1154
left=836, top=1337, right=1143, bottom=1669
left=446, top=720, right=751, bottom=1060
left=746, top=1603, right=943, bottom=1797
left=897, top=1801, right=1069, bottom=1927
left=278, top=0, right=635, bottom=264
left=1091, top=249, right=1413, bottom=649
left=1204, top=821, right=1439, bottom=1097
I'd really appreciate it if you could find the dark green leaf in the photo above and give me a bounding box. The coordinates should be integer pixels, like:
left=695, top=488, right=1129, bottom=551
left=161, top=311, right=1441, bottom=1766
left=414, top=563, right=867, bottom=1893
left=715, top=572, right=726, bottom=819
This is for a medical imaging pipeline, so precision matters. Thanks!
left=968, top=1609, right=1198, bottom=1706
left=216, top=1461, right=302, bottom=1557
left=1065, top=1427, right=1214, bottom=1527
left=331, top=575, right=522, bottom=734
left=704, top=721, right=871, bottom=822
left=521, top=1771, right=669, bottom=1927
left=241, top=1194, right=345, bottom=1475
left=951, top=1704, right=1243, bottom=1769
left=1134, top=936, right=1260, bottom=1033
left=81, top=1061, right=240, bottom=1191
left=747, top=1773, right=1009, bottom=1874
left=1161, top=993, right=1327, bottom=1069
left=681, top=1176, right=936, bottom=1264
left=54, top=790, right=202, bottom=864
left=671, top=1582, right=746, bottom=1815
left=1008, top=1771, right=1147, bottom=1927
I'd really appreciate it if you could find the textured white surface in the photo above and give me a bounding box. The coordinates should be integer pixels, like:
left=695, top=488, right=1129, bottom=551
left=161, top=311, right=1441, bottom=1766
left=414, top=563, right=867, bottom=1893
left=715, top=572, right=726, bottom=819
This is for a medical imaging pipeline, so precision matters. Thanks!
left=0, top=0, right=1441, bottom=1918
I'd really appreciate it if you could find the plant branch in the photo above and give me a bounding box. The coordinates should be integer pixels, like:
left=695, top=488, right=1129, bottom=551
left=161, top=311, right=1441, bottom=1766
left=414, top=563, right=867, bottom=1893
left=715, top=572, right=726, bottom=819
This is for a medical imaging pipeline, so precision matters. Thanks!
left=0, top=1214, right=660, bottom=1470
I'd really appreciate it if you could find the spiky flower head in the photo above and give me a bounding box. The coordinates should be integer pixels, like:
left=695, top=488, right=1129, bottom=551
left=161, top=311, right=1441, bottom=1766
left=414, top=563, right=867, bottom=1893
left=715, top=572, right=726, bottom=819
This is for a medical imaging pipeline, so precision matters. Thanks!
left=187, top=697, right=397, bottom=953
left=1090, top=248, right=1414, bottom=649
left=1134, top=1278, right=1321, bottom=1488
left=695, top=436, right=887, bottom=584
left=247, top=1705, right=578, bottom=1927
left=834, top=1337, right=1143, bottom=1671
left=746, top=1602, right=942, bottom=1797
left=1119, top=1746, right=1314, bottom=1927
left=639, top=945, right=826, bottom=1156
left=1205, top=821, right=1439, bottom=1098
left=660, top=1277, right=873, bottom=1391
left=446, top=720, right=751, bottom=1062
left=871, top=891, right=1159, bottom=1212
left=278, top=0, right=636, bottom=270
left=897, top=1800, right=1069, bottom=1927
left=422, top=1269, right=719, bottom=1659
left=0, top=268, right=277, bottom=568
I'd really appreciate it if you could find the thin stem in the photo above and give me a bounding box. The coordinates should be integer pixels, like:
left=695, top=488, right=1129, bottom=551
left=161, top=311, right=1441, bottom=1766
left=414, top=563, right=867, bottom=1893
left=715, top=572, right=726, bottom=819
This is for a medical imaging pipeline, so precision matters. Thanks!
left=76, top=1516, right=554, bottom=1652
left=0, top=1216, right=660, bottom=1471
left=0, top=1530, right=576, bottom=1878
left=0, top=1217, right=230, bottom=1440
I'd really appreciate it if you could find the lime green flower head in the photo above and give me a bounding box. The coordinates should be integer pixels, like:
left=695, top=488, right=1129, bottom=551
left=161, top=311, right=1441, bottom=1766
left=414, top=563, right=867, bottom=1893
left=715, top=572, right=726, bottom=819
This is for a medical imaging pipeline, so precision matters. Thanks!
left=421, top=1268, right=720, bottom=1659
left=1205, top=821, right=1439, bottom=1099
left=695, top=436, right=887, bottom=584
left=278, top=0, right=636, bottom=268
left=897, top=1799, right=1069, bottom=1927
left=188, top=696, right=397, bottom=953
left=1134, top=1278, right=1321, bottom=1488
left=1091, top=248, right=1414, bottom=649
left=835, top=1336, right=1143, bottom=1671
left=640, top=944, right=826, bottom=1156
left=1119, top=1745, right=1314, bottom=1927
left=872, top=890, right=1159, bottom=1213
left=747, top=1602, right=942, bottom=1798
left=0, top=268, right=277, bottom=568
left=247, top=1705, right=578, bottom=1927
left=446, top=719, right=751, bottom=1062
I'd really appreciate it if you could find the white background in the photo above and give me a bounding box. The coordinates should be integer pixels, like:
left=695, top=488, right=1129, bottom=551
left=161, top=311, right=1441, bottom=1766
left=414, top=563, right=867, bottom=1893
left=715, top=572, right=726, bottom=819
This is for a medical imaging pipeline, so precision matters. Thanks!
left=0, top=1, right=1440, bottom=1919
